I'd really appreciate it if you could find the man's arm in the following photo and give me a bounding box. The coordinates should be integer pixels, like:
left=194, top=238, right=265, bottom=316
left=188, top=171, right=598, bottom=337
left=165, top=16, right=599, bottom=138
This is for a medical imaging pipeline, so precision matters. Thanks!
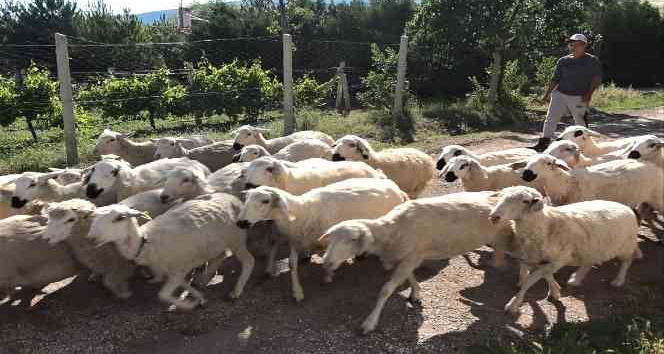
left=583, top=75, right=601, bottom=103
left=541, top=80, right=558, bottom=102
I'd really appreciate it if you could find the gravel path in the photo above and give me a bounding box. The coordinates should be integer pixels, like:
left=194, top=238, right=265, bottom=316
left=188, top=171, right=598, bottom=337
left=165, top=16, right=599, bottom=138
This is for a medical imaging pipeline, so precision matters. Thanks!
left=1, top=108, right=662, bottom=354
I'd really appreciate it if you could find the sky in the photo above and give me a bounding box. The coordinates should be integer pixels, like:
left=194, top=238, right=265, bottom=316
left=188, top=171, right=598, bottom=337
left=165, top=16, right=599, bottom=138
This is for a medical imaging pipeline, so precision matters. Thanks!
left=80, top=0, right=210, bottom=14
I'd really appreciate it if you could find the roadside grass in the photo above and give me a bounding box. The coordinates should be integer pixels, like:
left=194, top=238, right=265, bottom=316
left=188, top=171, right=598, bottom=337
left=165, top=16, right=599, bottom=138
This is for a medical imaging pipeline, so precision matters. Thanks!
left=528, top=84, right=664, bottom=112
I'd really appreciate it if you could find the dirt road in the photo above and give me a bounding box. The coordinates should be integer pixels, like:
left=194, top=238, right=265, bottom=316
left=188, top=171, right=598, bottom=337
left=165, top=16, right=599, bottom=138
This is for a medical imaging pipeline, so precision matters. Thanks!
left=1, top=108, right=662, bottom=354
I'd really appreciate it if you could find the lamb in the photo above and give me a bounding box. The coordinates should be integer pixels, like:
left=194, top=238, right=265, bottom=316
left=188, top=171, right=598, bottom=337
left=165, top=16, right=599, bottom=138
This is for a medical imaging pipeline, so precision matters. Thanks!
left=233, top=139, right=333, bottom=163
left=236, top=178, right=409, bottom=302
left=439, top=155, right=538, bottom=192
left=0, top=213, right=79, bottom=298
left=436, top=145, right=536, bottom=170
left=488, top=186, right=641, bottom=314
left=152, top=136, right=214, bottom=159
left=627, top=135, right=664, bottom=168
left=43, top=199, right=136, bottom=299
left=160, top=168, right=215, bottom=204
left=93, top=129, right=157, bottom=166
left=543, top=140, right=595, bottom=168
left=84, top=157, right=210, bottom=202
left=232, top=125, right=335, bottom=153
left=521, top=154, right=664, bottom=214
left=86, top=193, right=254, bottom=310
left=47, top=168, right=84, bottom=185
left=119, top=189, right=178, bottom=221
left=332, top=135, right=435, bottom=198
left=319, top=191, right=514, bottom=334
left=556, top=126, right=644, bottom=157
left=10, top=171, right=85, bottom=209
left=243, top=156, right=383, bottom=195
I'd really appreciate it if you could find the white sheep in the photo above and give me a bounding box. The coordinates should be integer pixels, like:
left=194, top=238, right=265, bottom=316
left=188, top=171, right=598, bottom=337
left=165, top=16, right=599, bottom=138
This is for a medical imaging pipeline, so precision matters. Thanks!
left=332, top=135, right=435, bottom=198
left=47, top=168, right=84, bottom=185
left=160, top=169, right=214, bottom=204
left=119, top=189, right=178, bottom=222
left=93, top=129, right=157, bottom=166
left=234, top=139, right=333, bottom=163
left=556, top=126, right=644, bottom=157
left=627, top=135, right=664, bottom=168
left=436, top=145, right=536, bottom=171
left=86, top=193, right=254, bottom=310
left=521, top=154, right=664, bottom=214
left=232, top=125, right=335, bottom=153
left=43, top=199, right=136, bottom=299
left=0, top=213, right=79, bottom=297
left=237, top=178, right=409, bottom=302
left=152, top=136, right=214, bottom=159
left=543, top=140, right=595, bottom=168
left=84, top=157, right=210, bottom=202
left=488, top=186, right=642, bottom=313
left=319, top=191, right=514, bottom=334
left=243, top=156, right=383, bottom=195
left=10, top=171, right=85, bottom=209
left=439, top=155, right=539, bottom=192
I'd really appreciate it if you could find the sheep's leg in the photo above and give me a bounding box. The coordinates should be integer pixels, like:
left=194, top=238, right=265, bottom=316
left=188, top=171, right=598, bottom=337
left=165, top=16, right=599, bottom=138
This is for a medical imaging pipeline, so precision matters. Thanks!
left=181, top=283, right=206, bottom=306
left=567, top=265, right=592, bottom=287
left=157, top=275, right=198, bottom=311
left=545, top=275, right=561, bottom=300
left=633, top=246, right=644, bottom=260
left=149, top=269, right=165, bottom=284
left=505, top=262, right=562, bottom=314
left=492, top=249, right=507, bottom=269
left=265, top=241, right=279, bottom=277
left=361, top=257, right=421, bottom=335
left=193, top=254, right=227, bottom=287
left=611, top=256, right=633, bottom=287
left=228, top=244, right=255, bottom=300
left=103, top=273, right=132, bottom=299
left=517, top=263, right=530, bottom=288
left=289, top=247, right=305, bottom=303
left=407, top=274, right=421, bottom=304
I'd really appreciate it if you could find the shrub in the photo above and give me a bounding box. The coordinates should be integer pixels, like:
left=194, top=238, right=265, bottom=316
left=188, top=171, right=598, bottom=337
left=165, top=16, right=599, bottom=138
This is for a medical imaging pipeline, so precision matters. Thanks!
left=294, top=75, right=335, bottom=108
left=534, top=56, right=557, bottom=92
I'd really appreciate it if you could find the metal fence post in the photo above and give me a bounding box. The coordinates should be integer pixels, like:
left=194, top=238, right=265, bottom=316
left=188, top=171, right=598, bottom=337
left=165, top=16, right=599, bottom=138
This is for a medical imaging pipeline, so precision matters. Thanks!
left=392, top=34, right=408, bottom=121
left=54, top=33, right=79, bottom=165
left=282, top=34, right=295, bottom=135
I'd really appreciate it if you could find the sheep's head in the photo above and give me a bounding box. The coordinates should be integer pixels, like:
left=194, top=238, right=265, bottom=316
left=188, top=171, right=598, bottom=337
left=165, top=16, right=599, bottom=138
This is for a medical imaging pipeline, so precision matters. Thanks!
left=243, top=157, right=287, bottom=190
left=543, top=140, right=590, bottom=168
left=489, top=186, right=545, bottom=224
left=11, top=172, right=62, bottom=209
left=160, top=168, right=207, bottom=204
left=436, top=145, right=468, bottom=170
left=152, top=138, right=187, bottom=159
left=320, top=220, right=374, bottom=273
left=522, top=154, right=570, bottom=182
left=84, top=159, right=130, bottom=199
left=236, top=186, right=292, bottom=229
left=87, top=204, right=150, bottom=247
left=93, top=129, right=129, bottom=156
left=235, top=145, right=270, bottom=163
left=556, top=126, right=602, bottom=151
left=44, top=199, right=96, bottom=244
left=628, top=135, right=663, bottom=161
left=232, top=125, right=269, bottom=150
left=331, top=135, right=372, bottom=162
left=439, top=155, right=485, bottom=182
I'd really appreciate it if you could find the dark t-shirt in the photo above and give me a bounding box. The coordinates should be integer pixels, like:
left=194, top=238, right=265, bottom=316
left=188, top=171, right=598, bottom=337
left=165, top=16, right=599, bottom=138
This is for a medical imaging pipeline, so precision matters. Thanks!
left=552, top=53, right=602, bottom=96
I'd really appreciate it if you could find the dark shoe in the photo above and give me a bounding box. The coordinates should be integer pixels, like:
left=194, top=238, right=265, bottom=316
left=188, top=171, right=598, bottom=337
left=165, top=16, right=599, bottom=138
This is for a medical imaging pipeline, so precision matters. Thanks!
left=528, top=137, right=552, bottom=152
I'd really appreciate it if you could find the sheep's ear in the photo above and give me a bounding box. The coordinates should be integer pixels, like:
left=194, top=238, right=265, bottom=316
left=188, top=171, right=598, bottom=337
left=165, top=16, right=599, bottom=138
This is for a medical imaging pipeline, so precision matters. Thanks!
left=655, top=140, right=664, bottom=148
left=232, top=153, right=241, bottom=162
left=453, top=149, right=463, bottom=157
left=553, top=159, right=571, bottom=171
left=530, top=198, right=545, bottom=212
left=355, top=138, right=370, bottom=159
left=111, top=168, right=120, bottom=177
left=270, top=161, right=285, bottom=176
left=508, top=160, right=527, bottom=170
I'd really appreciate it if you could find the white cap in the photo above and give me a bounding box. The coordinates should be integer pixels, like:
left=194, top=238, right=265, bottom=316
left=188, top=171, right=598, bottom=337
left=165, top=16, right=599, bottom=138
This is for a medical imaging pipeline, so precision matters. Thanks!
left=568, top=34, right=588, bottom=44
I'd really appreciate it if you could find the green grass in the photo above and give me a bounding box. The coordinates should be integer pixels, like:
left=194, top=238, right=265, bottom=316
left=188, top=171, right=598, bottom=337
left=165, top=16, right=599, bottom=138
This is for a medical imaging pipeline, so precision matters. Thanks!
left=528, top=84, right=664, bottom=113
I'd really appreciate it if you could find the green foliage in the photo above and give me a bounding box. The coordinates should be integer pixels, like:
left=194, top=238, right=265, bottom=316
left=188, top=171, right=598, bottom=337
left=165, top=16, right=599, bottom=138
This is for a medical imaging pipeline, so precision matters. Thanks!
left=78, top=68, right=185, bottom=128
left=0, top=77, right=18, bottom=127
left=534, top=56, right=558, bottom=91
left=190, top=59, right=281, bottom=122
left=502, top=59, right=529, bottom=96
left=294, top=75, right=334, bottom=108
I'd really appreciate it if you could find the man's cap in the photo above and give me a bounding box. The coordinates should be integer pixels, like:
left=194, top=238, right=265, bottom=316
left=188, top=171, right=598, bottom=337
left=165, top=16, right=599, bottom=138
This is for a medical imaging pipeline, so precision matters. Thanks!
left=567, top=34, right=588, bottom=44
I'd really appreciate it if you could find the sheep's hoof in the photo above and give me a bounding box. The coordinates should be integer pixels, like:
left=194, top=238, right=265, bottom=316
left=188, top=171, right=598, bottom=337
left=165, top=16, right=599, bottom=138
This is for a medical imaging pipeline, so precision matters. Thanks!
left=358, top=322, right=375, bottom=336
left=299, top=255, right=312, bottom=264
left=223, top=293, right=239, bottom=302
left=293, top=295, right=304, bottom=304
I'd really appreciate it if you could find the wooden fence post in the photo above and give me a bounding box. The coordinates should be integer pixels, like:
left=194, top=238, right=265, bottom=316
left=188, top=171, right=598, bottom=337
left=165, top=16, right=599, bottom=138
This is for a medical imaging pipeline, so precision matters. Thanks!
left=335, top=61, right=351, bottom=115
left=392, top=34, right=408, bottom=122
left=55, top=33, right=79, bottom=165
left=282, top=34, right=295, bottom=135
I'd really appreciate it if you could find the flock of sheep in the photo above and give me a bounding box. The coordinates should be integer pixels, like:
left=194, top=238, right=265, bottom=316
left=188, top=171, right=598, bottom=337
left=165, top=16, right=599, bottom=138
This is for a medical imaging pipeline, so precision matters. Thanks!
left=0, top=124, right=662, bottom=334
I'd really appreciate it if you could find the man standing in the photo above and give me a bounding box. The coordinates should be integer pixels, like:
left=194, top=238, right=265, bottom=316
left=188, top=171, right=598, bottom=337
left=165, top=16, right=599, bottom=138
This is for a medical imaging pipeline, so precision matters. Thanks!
left=529, top=33, right=602, bottom=152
